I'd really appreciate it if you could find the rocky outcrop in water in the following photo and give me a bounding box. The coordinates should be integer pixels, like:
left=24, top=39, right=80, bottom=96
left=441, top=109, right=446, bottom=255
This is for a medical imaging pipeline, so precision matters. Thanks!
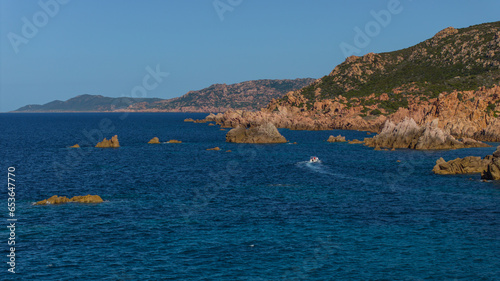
left=148, top=137, right=160, bottom=144
left=364, top=118, right=489, bottom=150
left=482, top=146, right=500, bottom=180
left=348, top=139, right=364, bottom=144
left=167, top=140, right=182, bottom=143
left=226, top=123, right=287, bottom=144
left=69, top=144, right=80, bottom=148
left=95, top=135, right=120, bottom=148
left=432, top=146, right=500, bottom=180
left=206, top=147, right=221, bottom=151
left=35, top=195, right=104, bottom=205
left=327, top=135, right=346, bottom=142
left=433, top=156, right=492, bottom=175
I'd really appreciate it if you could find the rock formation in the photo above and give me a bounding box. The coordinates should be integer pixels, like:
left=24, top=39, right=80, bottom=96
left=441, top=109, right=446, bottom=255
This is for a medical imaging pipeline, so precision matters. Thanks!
left=433, top=156, right=491, bottom=175
left=348, top=139, right=364, bottom=144
left=148, top=137, right=160, bottom=144
left=226, top=123, right=287, bottom=144
left=364, top=118, right=489, bottom=150
left=474, top=119, right=500, bottom=142
left=35, top=195, right=104, bottom=205
left=69, top=195, right=104, bottom=204
left=327, top=135, right=346, bottom=142
left=95, top=135, right=120, bottom=148
left=432, top=146, right=500, bottom=180
left=482, top=146, right=500, bottom=180
left=167, top=140, right=182, bottom=143
left=184, top=118, right=195, bottom=122
left=207, top=147, right=221, bottom=151
left=69, top=144, right=80, bottom=148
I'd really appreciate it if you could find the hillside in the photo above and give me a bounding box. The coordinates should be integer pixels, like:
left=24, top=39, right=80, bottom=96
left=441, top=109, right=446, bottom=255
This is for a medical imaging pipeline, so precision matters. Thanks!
left=207, top=21, right=500, bottom=141
left=273, top=21, right=500, bottom=113
left=14, top=78, right=314, bottom=113
left=15, top=95, right=162, bottom=112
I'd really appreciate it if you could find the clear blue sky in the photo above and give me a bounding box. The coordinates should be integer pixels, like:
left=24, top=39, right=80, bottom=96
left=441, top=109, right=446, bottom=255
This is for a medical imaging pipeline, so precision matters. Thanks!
left=1, top=0, right=499, bottom=112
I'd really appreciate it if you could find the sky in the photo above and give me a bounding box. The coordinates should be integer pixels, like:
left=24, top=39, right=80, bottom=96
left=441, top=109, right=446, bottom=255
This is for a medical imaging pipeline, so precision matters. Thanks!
left=1, top=0, right=499, bottom=112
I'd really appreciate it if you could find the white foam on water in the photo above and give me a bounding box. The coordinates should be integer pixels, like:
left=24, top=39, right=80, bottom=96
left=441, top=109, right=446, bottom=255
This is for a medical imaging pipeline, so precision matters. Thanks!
left=296, top=160, right=374, bottom=184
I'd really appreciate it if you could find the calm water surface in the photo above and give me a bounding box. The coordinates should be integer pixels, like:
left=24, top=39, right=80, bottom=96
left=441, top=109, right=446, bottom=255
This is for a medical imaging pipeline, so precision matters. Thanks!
left=0, top=113, right=499, bottom=280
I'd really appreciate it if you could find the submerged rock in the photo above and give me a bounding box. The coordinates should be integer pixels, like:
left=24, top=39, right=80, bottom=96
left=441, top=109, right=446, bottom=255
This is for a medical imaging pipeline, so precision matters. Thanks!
left=365, top=118, right=489, bottom=150
left=226, top=123, right=287, bottom=144
left=35, top=195, right=104, bottom=205
left=148, top=137, right=160, bottom=144
left=69, top=144, right=80, bottom=148
left=207, top=147, right=221, bottom=151
left=96, top=135, right=120, bottom=148
left=167, top=140, right=182, bottom=143
left=184, top=118, right=195, bottom=122
left=327, top=135, right=346, bottom=142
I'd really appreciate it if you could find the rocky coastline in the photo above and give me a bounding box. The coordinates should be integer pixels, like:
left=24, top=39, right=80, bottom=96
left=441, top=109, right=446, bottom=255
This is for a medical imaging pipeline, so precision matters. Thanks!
left=204, top=85, right=500, bottom=142
left=364, top=118, right=489, bottom=150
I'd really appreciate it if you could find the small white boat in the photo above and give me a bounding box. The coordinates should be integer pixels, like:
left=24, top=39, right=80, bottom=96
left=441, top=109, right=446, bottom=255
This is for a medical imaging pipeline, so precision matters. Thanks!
left=309, top=156, right=319, bottom=163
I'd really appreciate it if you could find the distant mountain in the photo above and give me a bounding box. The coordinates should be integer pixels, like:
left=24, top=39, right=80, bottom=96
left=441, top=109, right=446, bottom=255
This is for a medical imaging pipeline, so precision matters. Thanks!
left=13, top=78, right=315, bottom=113
left=15, top=95, right=162, bottom=112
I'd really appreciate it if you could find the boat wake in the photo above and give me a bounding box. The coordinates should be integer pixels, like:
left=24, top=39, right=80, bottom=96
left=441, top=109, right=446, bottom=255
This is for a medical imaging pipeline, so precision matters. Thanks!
left=296, top=160, right=373, bottom=184
left=297, top=161, right=329, bottom=174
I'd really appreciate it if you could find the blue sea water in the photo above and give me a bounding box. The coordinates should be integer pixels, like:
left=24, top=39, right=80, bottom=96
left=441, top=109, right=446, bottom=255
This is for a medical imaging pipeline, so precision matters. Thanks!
left=0, top=113, right=499, bottom=280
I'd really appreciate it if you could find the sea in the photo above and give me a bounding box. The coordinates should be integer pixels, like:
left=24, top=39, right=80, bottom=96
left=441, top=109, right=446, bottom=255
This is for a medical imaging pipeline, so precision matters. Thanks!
left=0, top=113, right=499, bottom=280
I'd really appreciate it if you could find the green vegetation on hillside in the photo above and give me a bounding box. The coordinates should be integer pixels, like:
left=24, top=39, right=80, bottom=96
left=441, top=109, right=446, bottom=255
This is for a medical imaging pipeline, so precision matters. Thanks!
left=293, top=21, right=500, bottom=113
